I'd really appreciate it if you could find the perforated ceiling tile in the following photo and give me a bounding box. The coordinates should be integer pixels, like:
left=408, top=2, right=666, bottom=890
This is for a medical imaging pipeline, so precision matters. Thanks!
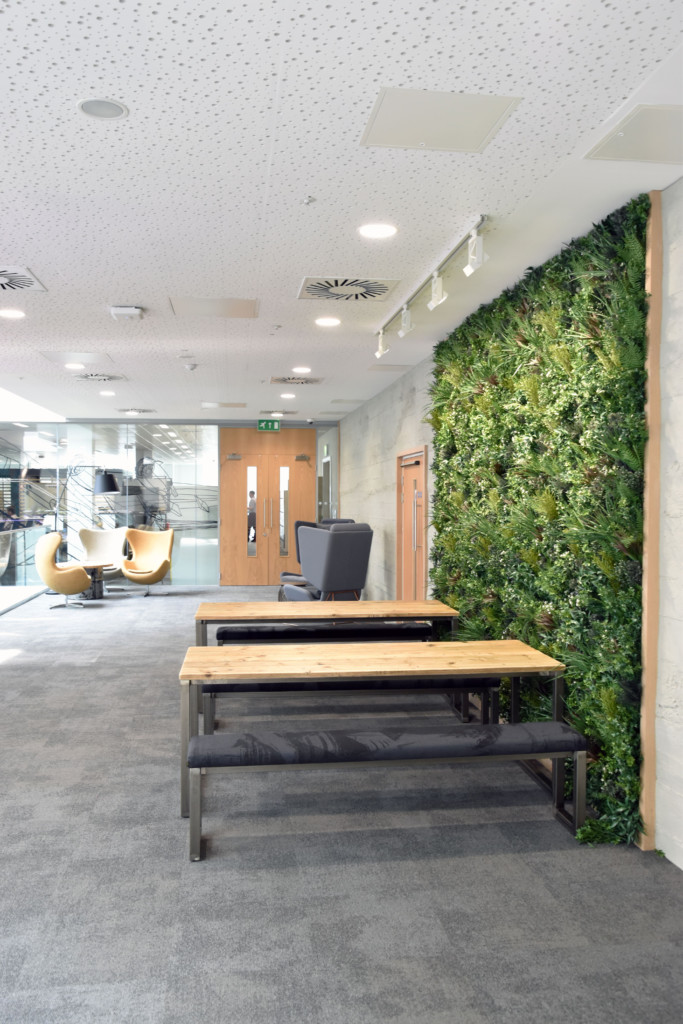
left=1, top=0, right=681, bottom=420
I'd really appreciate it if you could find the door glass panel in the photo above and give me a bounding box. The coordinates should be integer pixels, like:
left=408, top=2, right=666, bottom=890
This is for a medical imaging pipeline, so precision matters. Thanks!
left=279, top=466, right=289, bottom=556
left=247, top=466, right=257, bottom=557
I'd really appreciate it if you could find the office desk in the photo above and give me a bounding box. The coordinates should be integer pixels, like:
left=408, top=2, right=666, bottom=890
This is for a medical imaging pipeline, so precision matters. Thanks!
left=179, top=638, right=565, bottom=816
left=194, top=599, right=459, bottom=645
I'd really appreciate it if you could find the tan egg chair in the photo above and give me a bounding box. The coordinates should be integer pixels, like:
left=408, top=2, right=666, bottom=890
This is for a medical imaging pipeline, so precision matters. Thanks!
left=34, top=531, right=91, bottom=609
left=79, top=526, right=129, bottom=590
left=122, top=527, right=174, bottom=595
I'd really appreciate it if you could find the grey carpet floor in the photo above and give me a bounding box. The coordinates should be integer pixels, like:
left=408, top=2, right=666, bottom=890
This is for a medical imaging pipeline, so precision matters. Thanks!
left=1, top=586, right=682, bottom=1024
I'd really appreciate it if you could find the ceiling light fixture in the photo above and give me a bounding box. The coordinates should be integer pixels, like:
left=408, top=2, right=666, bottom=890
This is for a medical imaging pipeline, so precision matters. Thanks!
left=99, top=390, right=115, bottom=397
left=65, top=362, right=85, bottom=370
left=397, top=306, right=414, bottom=338
left=463, top=229, right=489, bottom=277
left=375, top=331, right=390, bottom=359
left=0, top=308, right=26, bottom=319
left=292, top=366, right=311, bottom=374
left=272, top=412, right=284, bottom=418
left=280, top=393, right=295, bottom=399
left=13, top=422, right=29, bottom=428
left=374, top=215, right=486, bottom=348
left=79, top=98, right=129, bottom=120
left=358, top=223, right=397, bottom=239
left=427, top=273, right=448, bottom=311
left=110, top=305, right=143, bottom=320
left=315, top=317, right=341, bottom=327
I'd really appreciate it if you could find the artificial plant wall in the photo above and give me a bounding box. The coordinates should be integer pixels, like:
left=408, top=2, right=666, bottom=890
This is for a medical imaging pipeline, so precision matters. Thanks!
left=429, top=195, right=650, bottom=844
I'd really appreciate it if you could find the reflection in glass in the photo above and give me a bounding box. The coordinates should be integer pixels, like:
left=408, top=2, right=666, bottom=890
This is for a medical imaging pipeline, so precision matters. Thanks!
left=246, top=466, right=257, bottom=557
left=279, top=466, right=289, bottom=556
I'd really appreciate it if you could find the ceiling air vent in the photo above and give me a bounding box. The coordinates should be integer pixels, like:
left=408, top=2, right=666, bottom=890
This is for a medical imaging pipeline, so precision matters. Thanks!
left=75, top=373, right=125, bottom=383
left=270, top=376, right=323, bottom=386
left=0, top=267, right=46, bottom=292
left=298, top=277, right=398, bottom=301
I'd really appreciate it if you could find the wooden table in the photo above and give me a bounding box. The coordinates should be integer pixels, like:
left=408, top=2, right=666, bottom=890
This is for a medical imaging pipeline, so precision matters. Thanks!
left=179, top=638, right=565, bottom=816
left=194, top=599, right=459, bottom=645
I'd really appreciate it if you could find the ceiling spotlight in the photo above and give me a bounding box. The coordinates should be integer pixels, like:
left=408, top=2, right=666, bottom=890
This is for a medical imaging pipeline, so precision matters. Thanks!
left=315, top=317, right=341, bottom=327
left=65, top=362, right=86, bottom=370
left=427, top=273, right=448, bottom=311
left=463, top=230, right=489, bottom=277
left=99, top=390, right=115, bottom=397
left=359, top=223, right=397, bottom=239
left=280, top=393, right=295, bottom=399
left=375, top=331, right=390, bottom=360
left=0, top=308, right=26, bottom=319
left=302, top=196, right=316, bottom=205
left=79, top=98, right=129, bottom=120
left=292, top=366, right=311, bottom=374
left=110, top=305, right=143, bottom=320
left=184, top=363, right=198, bottom=371
left=397, top=306, right=414, bottom=338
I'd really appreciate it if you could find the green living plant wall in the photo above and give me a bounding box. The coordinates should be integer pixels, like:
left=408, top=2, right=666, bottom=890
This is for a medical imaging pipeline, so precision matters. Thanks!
left=429, top=195, right=650, bottom=844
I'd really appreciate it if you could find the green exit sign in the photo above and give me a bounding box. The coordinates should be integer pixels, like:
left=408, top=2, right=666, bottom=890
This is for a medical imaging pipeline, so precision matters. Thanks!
left=258, top=419, right=281, bottom=432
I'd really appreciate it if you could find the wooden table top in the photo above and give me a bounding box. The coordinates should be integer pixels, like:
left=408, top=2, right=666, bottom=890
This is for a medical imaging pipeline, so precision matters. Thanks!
left=180, top=638, right=564, bottom=681
left=194, top=599, right=458, bottom=623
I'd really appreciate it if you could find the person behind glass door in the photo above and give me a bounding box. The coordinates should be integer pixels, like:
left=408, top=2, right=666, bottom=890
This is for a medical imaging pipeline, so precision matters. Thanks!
left=247, top=491, right=256, bottom=541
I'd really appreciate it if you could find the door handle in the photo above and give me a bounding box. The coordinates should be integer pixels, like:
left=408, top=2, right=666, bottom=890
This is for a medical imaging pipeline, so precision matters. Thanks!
left=270, top=498, right=273, bottom=528
left=263, top=499, right=267, bottom=536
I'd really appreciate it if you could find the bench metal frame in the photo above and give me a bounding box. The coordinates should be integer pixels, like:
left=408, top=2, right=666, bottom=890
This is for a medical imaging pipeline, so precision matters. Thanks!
left=188, top=747, right=587, bottom=861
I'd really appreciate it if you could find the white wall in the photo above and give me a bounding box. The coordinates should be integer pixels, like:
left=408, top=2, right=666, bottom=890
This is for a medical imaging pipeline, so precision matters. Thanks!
left=657, top=176, right=683, bottom=869
left=339, top=358, right=434, bottom=600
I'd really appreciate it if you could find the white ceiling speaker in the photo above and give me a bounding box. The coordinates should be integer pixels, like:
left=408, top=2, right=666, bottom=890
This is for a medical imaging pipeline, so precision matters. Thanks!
left=110, top=306, right=143, bottom=320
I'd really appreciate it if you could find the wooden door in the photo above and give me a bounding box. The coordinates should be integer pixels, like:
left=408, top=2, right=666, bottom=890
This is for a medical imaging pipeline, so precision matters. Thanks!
left=219, top=428, right=316, bottom=585
left=396, top=447, right=427, bottom=600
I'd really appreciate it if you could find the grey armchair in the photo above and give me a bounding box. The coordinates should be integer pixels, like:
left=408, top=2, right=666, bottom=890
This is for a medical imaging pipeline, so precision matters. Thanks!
left=282, top=522, right=372, bottom=601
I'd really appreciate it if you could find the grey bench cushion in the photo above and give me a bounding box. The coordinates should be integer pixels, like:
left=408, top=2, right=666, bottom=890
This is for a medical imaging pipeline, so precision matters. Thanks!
left=201, top=676, right=500, bottom=694
left=188, top=721, right=586, bottom=768
left=216, top=621, right=433, bottom=644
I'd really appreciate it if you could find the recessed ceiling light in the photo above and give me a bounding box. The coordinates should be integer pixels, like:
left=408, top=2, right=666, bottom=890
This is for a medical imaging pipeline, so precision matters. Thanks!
left=280, top=393, right=295, bottom=399
left=99, top=390, right=115, bottom=397
left=358, top=223, right=397, bottom=239
left=292, top=366, right=311, bottom=374
left=125, top=409, right=139, bottom=416
left=13, top=422, right=29, bottom=428
left=153, top=433, right=162, bottom=437
left=65, top=362, right=85, bottom=370
left=162, top=441, right=171, bottom=445
left=168, top=432, right=178, bottom=438
left=0, top=308, right=25, bottom=319
left=315, top=317, right=341, bottom=327
left=159, top=424, right=169, bottom=429
left=272, top=412, right=284, bottom=418
left=78, top=98, right=129, bottom=120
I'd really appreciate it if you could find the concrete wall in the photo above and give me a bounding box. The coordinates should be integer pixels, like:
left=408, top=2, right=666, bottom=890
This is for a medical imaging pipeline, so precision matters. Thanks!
left=339, top=358, right=434, bottom=600
left=657, top=176, right=683, bottom=869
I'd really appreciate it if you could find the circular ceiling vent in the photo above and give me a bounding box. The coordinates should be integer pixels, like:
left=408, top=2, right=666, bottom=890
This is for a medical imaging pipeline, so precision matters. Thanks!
left=299, top=277, right=398, bottom=301
left=75, top=373, right=124, bottom=383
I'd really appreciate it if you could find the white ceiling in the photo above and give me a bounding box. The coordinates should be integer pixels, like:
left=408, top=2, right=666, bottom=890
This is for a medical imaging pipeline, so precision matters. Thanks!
left=1, top=0, right=682, bottom=425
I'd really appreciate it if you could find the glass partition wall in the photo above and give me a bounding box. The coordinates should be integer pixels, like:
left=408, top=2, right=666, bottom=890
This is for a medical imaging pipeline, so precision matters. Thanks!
left=1, top=421, right=339, bottom=592
left=0, top=422, right=219, bottom=587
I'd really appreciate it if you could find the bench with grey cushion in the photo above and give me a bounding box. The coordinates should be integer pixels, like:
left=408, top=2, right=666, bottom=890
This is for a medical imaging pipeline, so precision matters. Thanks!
left=187, top=720, right=587, bottom=860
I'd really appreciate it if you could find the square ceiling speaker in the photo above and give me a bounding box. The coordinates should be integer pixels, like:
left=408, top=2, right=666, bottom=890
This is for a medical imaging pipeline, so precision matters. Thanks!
left=360, top=88, right=520, bottom=152
left=585, top=105, right=683, bottom=164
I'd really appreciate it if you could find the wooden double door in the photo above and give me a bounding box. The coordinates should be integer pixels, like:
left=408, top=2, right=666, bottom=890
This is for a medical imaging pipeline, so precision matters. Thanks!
left=219, top=428, right=316, bottom=585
